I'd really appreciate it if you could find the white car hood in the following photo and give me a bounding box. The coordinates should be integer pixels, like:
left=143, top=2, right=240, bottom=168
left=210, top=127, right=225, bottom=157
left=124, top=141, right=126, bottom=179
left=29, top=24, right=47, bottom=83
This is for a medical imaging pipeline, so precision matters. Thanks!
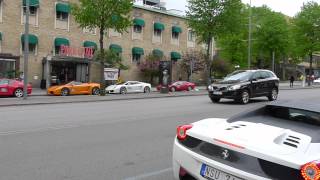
left=187, top=118, right=320, bottom=169
left=105, top=85, right=121, bottom=90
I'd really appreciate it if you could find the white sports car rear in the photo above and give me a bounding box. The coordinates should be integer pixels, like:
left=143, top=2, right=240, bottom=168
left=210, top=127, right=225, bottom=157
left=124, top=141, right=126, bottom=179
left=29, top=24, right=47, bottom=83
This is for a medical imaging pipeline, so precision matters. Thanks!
left=105, top=81, right=151, bottom=94
left=173, top=101, right=320, bottom=180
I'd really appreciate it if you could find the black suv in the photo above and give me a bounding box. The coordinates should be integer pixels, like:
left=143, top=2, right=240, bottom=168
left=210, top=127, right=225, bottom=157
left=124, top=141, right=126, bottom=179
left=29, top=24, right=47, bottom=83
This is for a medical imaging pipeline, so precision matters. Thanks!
left=208, top=70, right=279, bottom=104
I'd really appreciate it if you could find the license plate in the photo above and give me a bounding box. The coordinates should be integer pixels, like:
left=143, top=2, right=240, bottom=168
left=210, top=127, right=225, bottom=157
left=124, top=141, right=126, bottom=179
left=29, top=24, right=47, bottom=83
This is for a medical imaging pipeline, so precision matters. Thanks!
left=200, top=164, right=243, bottom=180
left=213, top=91, right=222, bottom=95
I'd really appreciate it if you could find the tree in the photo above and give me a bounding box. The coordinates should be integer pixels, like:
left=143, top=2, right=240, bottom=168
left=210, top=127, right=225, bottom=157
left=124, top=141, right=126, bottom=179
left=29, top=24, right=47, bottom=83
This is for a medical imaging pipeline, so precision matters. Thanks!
left=254, top=9, right=290, bottom=70
left=72, top=0, right=132, bottom=95
left=179, top=50, right=206, bottom=81
left=211, top=58, right=232, bottom=78
left=293, top=1, right=320, bottom=85
left=186, top=0, right=243, bottom=84
left=138, top=53, right=163, bottom=85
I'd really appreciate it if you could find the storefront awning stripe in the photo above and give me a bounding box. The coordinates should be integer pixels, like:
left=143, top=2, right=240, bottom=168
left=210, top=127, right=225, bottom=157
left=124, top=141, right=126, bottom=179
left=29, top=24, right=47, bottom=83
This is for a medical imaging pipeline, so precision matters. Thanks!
left=152, top=49, right=163, bottom=57
left=172, top=26, right=182, bottom=33
left=133, top=18, right=145, bottom=27
left=154, top=22, right=165, bottom=31
left=171, top=51, right=181, bottom=60
left=23, top=0, right=39, bottom=7
left=56, top=3, right=70, bottom=13
left=109, top=44, right=122, bottom=53
left=83, top=41, right=97, bottom=49
left=132, top=47, right=144, bottom=55
left=54, top=38, right=69, bottom=47
left=21, top=34, right=38, bottom=44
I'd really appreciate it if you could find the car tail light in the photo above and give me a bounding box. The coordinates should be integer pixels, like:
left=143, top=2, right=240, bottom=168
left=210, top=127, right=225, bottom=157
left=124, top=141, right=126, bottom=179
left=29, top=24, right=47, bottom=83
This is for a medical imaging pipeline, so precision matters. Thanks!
left=177, top=124, right=193, bottom=140
left=179, top=166, right=188, bottom=177
left=301, top=160, right=320, bottom=180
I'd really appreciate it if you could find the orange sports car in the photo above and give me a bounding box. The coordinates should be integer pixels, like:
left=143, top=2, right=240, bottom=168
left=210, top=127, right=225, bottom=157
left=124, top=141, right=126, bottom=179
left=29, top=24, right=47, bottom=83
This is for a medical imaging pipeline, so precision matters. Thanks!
left=47, top=81, right=100, bottom=96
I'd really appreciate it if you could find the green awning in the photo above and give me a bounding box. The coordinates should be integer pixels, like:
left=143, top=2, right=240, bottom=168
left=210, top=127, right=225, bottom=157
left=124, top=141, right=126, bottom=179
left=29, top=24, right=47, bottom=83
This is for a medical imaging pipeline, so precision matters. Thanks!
left=152, top=49, right=163, bottom=57
left=133, top=18, right=145, bottom=27
left=132, top=47, right=144, bottom=55
left=83, top=41, right=97, bottom=49
left=172, top=26, right=182, bottom=33
left=56, top=3, right=70, bottom=13
left=0, top=32, right=2, bottom=41
left=154, top=22, right=165, bottom=31
left=109, top=44, right=122, bottom=53
left=21, top=34, right=38, bottom=44
left=54, top=38, right=69, bottom=47
left=23, top=0, right=39, bottom=7
left=171, top=51, right=181, bottom=60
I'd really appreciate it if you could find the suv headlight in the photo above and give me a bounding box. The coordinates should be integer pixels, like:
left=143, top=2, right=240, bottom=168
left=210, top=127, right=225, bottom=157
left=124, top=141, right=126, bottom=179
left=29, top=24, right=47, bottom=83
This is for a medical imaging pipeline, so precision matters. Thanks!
left=227, top=84, right=241, bottom=91
left=208, top=85, right=214, bottom=91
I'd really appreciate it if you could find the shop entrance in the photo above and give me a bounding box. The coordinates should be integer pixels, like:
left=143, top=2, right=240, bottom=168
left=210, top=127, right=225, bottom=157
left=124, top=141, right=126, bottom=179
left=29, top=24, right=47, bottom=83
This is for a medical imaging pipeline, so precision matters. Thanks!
left=51, top=61, right=88, bottom=84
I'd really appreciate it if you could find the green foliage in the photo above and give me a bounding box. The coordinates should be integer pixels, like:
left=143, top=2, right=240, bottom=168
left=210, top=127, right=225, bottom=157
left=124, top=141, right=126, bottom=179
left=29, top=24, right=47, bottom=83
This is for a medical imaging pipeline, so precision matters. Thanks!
left=293, top=1, right=320, bottom=57
left=94, top=50, right=128, bottom=70
left=71, top=0, right=133, bottom=35
left=186, top=0, right=243, bottom=41
left=211, top=58, right=232, bottom=78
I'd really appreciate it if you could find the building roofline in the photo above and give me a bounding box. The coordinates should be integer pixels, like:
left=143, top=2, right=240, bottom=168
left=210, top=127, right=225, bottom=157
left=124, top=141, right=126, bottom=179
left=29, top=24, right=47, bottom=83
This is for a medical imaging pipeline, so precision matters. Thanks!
left=133, top=4, right=185, bottom=19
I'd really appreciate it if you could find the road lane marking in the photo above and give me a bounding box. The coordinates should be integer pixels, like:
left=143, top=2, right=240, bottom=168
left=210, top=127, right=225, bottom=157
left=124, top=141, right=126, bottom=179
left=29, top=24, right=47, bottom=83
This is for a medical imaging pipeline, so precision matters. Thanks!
left=124, top=168, right=172, bottom=180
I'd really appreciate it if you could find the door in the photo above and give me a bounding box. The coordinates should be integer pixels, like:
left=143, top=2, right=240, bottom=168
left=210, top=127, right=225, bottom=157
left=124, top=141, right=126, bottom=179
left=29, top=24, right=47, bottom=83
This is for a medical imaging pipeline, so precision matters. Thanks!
left=125, top=82, right=134, bottom=93
left=251, top=72, right=264, bottom=96
left=76, top=64, right=88, bottom=83
left=71, top=82, right=87, bottom=94
left=133, top=82, right=144, bottom=92
left=260, top=71, right=272, bottom=95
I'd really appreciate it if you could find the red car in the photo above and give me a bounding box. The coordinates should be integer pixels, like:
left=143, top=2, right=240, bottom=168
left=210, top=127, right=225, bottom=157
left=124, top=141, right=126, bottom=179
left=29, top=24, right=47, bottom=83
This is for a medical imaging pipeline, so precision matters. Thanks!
left=0, top=79, right=32, bottom=97
left=157, top=81, right=196, bottom=92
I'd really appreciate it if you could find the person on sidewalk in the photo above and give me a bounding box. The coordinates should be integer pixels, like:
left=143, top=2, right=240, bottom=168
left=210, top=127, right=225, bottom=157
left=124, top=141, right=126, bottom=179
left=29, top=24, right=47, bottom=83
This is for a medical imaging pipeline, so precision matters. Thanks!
left=290, top=75, right=295, bottom=88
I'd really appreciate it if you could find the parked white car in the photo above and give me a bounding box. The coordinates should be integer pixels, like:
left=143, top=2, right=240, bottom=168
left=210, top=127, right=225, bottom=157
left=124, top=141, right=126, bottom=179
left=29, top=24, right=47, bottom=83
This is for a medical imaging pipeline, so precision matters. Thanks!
left=105, top=81, right=151, bottom=94
left=314, top=78, right=320, bottom=84
left=173, top=100, right=320, bottom=180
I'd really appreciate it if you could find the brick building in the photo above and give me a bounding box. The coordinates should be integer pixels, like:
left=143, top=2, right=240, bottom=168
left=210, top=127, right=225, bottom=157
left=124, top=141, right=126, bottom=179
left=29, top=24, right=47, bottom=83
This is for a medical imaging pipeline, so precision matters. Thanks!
left=0, top=0, right=203, bottom=88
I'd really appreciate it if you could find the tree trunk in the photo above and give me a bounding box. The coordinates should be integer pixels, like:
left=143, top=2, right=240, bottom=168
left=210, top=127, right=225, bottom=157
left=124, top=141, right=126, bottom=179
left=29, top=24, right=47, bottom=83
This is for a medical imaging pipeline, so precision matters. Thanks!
left=99, top=27, right=106, bottom=95
left=308, top=52, right=313, bottom=86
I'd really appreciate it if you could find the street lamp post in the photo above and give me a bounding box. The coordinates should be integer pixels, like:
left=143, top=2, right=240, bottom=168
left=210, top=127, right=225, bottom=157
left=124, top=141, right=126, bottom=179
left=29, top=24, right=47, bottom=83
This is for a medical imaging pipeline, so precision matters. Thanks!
left=23, top=0, right=30, bottom=100
left=248, top=0, right=252, bottom=70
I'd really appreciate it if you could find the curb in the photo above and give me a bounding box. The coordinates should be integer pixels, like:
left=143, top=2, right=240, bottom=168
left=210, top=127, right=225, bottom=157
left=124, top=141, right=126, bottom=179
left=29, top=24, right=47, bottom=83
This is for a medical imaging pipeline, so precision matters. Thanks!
left=0, top=92, right=209, bottom=107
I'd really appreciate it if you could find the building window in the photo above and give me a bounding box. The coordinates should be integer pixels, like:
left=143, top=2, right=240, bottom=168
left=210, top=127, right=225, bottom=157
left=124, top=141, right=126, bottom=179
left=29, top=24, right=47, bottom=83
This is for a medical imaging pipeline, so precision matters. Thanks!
left=188, top=30, right=196, bottom=42
left=56, top=11, right=68, bottom=21
left=172, top=31, right=179, bottom=39
left=0, top=1, right=3, bottom=23
left=133, top=25, right=142, bottom=33
left=23, top=6, right=37, bottom=16
left=132, top=54, right=141, bottom=63
left=154, top=29, right=162, bottom=37
left=22, top=43, right=37, bottom=54
left=83, top=27, right=97, bottom=35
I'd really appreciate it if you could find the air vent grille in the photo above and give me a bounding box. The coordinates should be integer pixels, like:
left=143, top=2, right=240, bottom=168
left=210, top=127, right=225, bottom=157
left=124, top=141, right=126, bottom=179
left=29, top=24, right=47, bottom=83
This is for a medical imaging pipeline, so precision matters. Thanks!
left=283, top=135, right=301, bottom=148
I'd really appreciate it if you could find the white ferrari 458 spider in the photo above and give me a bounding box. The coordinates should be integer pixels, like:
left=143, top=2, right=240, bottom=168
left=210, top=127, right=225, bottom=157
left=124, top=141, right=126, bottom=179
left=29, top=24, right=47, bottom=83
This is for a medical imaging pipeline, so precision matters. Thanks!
left=173, top=100, right=320, bottom=180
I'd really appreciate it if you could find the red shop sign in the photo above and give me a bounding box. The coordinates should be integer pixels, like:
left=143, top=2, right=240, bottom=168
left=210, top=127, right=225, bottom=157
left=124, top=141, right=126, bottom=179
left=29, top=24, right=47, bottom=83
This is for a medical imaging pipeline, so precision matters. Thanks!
left=60, top=45, right=94, bottom=59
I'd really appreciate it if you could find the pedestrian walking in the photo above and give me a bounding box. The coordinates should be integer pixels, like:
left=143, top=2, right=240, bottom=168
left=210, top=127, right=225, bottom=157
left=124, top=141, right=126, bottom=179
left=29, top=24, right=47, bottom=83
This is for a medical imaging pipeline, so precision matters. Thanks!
left=290, top=75, right=295, bottom=88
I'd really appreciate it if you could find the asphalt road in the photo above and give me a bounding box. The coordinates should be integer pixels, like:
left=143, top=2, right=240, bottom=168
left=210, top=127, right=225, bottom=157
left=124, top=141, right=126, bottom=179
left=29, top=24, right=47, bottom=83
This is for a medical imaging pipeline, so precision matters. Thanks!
left=0, top=89, right=319, bottom=180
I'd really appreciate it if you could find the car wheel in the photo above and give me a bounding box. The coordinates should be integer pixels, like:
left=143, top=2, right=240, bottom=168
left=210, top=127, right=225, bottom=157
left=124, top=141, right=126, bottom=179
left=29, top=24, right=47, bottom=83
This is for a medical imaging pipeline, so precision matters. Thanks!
left=268, top=88, right=278, bottom=101
left=187, top=86, right=193, bottom=91
left=120, top=87, right=127, bottom=94
left=239, top=90, right=250, bottom=104
left=92, top=87, right=100, bottom=95
left=61, top=88, right=70, bottom=96
left=210, top=97, right=220, bottom=103
left=14, top=88, right=23, bottom=97
left=144, top=87, right=151, bottom=93
left=170, top=87, right=176, bottom=92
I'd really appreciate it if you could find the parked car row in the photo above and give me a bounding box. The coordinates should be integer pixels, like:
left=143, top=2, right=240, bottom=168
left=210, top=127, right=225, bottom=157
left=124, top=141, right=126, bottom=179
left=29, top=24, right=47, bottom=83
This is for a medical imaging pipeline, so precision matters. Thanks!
left=0, top=78, right=32, bottom=97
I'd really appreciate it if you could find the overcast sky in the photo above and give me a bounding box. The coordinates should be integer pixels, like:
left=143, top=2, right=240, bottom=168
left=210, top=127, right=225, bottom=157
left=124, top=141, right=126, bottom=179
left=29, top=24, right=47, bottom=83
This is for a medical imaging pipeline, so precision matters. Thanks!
left=165, top=0, right=320, bottom=17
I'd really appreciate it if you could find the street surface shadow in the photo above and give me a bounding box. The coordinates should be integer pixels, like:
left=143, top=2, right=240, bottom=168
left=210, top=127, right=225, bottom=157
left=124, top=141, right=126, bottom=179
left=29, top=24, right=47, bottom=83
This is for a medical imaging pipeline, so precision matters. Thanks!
left=210, top=98, right=268, bottom=105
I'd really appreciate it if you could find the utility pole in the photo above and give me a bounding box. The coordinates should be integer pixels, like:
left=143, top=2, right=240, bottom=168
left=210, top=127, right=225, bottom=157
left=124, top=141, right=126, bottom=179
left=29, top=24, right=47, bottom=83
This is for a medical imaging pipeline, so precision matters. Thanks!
left=23, top=0, right=30, bottom=100
left=272, top=51, right=275, bottom=72
left=247, top=0, right=252, bottom=69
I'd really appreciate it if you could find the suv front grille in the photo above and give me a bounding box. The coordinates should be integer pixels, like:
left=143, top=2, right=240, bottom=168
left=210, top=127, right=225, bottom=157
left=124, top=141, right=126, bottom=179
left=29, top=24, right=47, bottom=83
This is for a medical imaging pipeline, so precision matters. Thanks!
left=178, top=136, right=302, bottom=180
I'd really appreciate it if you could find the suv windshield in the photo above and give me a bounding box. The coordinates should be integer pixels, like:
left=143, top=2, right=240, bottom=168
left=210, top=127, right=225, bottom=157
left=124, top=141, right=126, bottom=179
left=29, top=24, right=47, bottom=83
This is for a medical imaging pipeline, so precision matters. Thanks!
left=222, top=71, right=252, bottom=82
